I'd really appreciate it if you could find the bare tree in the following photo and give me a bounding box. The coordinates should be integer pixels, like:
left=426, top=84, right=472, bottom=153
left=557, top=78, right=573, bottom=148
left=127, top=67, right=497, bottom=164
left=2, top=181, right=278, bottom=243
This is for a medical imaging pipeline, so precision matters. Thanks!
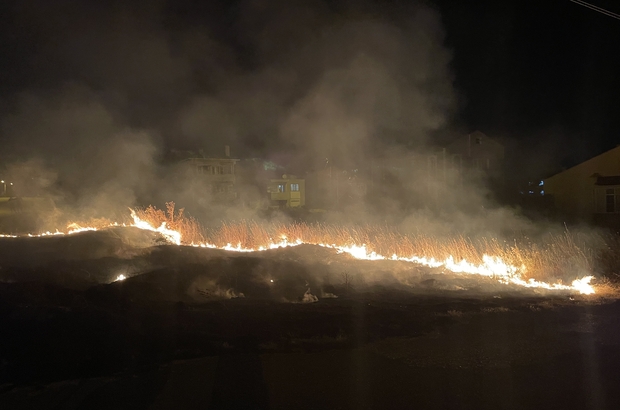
left=341, top=270, right=354, bottom=294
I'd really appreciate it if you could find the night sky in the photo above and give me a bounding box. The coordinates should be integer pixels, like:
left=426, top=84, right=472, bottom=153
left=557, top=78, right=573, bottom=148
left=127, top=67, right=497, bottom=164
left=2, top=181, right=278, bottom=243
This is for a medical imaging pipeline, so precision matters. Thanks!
left=438, top=0, right=620, bottom=177
left=0, top=0, right=619, bottom=181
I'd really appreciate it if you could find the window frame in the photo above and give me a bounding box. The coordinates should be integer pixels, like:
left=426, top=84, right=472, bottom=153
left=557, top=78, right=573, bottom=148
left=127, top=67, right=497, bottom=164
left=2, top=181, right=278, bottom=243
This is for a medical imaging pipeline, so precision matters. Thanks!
left=606, top=188, right=615, bottom=213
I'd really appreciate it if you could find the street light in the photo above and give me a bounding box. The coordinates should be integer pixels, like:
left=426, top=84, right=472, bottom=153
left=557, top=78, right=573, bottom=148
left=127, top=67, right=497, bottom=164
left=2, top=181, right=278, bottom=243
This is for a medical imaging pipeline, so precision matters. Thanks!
left=0, top=180, right=5, bottom=196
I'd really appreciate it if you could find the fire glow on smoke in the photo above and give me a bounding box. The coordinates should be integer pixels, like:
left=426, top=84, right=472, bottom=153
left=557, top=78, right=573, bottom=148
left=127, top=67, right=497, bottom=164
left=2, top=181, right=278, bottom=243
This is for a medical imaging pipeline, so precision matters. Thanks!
left=4, top=209, right=596, bottom=295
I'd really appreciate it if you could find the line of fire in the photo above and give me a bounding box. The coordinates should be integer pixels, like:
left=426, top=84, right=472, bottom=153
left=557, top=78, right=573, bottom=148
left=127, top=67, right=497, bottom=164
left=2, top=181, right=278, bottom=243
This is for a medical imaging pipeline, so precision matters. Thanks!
left=3, top=2, right=620, bottom=406
left=0, top=130, right=611, bottom=296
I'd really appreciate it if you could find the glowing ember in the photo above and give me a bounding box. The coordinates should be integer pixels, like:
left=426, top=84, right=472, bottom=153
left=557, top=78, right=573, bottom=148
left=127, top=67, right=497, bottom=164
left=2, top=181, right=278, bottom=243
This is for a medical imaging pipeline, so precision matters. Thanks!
left=0, top=207, right=598, bottom=295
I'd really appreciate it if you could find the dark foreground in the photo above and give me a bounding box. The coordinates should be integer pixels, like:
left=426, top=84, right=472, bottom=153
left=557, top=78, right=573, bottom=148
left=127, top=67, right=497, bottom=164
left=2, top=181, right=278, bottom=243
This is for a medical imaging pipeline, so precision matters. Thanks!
left=0, top=230, right=619, bottom=409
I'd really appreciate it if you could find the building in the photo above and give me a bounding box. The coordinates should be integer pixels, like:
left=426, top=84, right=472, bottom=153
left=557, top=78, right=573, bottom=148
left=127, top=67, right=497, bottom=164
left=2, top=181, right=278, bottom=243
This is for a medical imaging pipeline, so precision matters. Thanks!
left=544, top=145, right=620, bottom=224
left=304, top=167, right=366, bottom=209
left=368, top=131, right=504, bottom=207
left=267, top=175, right=305, bottom=208
left=183, top=154, right=240, bottom=202
left=371, top=131, right=504, bottom=183
left=445, top=130, right=505, bottom=179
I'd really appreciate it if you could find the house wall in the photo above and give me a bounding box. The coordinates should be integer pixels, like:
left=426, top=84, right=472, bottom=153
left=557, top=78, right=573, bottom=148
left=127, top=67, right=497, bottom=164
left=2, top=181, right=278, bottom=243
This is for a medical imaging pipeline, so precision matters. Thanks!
left=268, top=177, right=305, bottom=207
left=183, top=157, right=240, bottom=201
left=544, top=146, right=620, bottom=221
left=445, top=131, right=504, bottom=177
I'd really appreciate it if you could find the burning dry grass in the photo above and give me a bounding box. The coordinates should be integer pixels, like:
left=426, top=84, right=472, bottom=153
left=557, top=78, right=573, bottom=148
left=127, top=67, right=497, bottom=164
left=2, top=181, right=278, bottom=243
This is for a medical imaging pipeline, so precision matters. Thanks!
left=132, top=203, right=602, bottom=283
left=134, top=202, right=206, bottom=244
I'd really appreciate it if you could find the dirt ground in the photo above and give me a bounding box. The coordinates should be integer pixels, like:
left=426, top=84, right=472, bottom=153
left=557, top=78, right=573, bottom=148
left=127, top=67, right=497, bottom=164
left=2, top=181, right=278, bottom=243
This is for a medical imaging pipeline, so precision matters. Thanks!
left=1, top=229, right=619, bottom=409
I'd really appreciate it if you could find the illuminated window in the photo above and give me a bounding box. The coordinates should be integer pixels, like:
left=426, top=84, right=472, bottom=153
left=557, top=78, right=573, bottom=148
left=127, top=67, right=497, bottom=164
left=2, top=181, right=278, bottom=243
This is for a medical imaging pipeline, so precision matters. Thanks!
left=278, top=184, right=285, bottom=193
left=290, top=183, right=299, bottom=192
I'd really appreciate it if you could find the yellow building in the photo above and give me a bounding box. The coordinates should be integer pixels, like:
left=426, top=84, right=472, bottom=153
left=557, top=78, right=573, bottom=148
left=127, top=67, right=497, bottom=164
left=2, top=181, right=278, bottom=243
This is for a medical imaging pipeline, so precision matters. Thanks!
left=268, top=175, right=305, bottom=208
left=544, top=145, right=620, bottom=223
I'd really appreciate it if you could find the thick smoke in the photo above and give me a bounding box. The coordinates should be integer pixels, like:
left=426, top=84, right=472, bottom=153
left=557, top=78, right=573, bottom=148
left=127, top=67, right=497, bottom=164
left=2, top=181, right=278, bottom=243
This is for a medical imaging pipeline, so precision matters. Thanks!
left=0, top=0, right=599, bottom=255
left=0, top=85, right=160, bottom=222
left=277, top=9, right=455, bottom=171
left=0, top=1, right=454, bottom=222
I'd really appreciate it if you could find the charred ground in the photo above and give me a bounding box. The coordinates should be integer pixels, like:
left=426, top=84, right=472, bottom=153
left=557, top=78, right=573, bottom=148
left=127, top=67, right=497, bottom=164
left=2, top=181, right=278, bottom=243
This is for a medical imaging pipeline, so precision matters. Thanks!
left=1, top=229, right=620, bottom=409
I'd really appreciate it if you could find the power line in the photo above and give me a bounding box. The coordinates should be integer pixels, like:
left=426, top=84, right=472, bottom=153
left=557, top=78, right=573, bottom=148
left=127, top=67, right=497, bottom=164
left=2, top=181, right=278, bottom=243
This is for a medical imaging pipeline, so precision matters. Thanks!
left=569, top=0, right=620, bottom=21
left=571, top=0, right=620, bottom=19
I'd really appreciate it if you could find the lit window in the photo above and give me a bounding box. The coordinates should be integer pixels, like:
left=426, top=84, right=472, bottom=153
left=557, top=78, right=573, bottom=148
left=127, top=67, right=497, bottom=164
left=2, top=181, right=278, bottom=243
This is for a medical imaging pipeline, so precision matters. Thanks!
left=278, top=184, right=285, bottom=193
left=290, top=183, right=299, bottom=192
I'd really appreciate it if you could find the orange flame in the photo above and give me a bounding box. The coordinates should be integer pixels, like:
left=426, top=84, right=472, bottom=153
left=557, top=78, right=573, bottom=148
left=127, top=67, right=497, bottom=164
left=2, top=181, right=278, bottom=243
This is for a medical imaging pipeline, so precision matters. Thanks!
left=0, top=207, right=597, bottom=295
